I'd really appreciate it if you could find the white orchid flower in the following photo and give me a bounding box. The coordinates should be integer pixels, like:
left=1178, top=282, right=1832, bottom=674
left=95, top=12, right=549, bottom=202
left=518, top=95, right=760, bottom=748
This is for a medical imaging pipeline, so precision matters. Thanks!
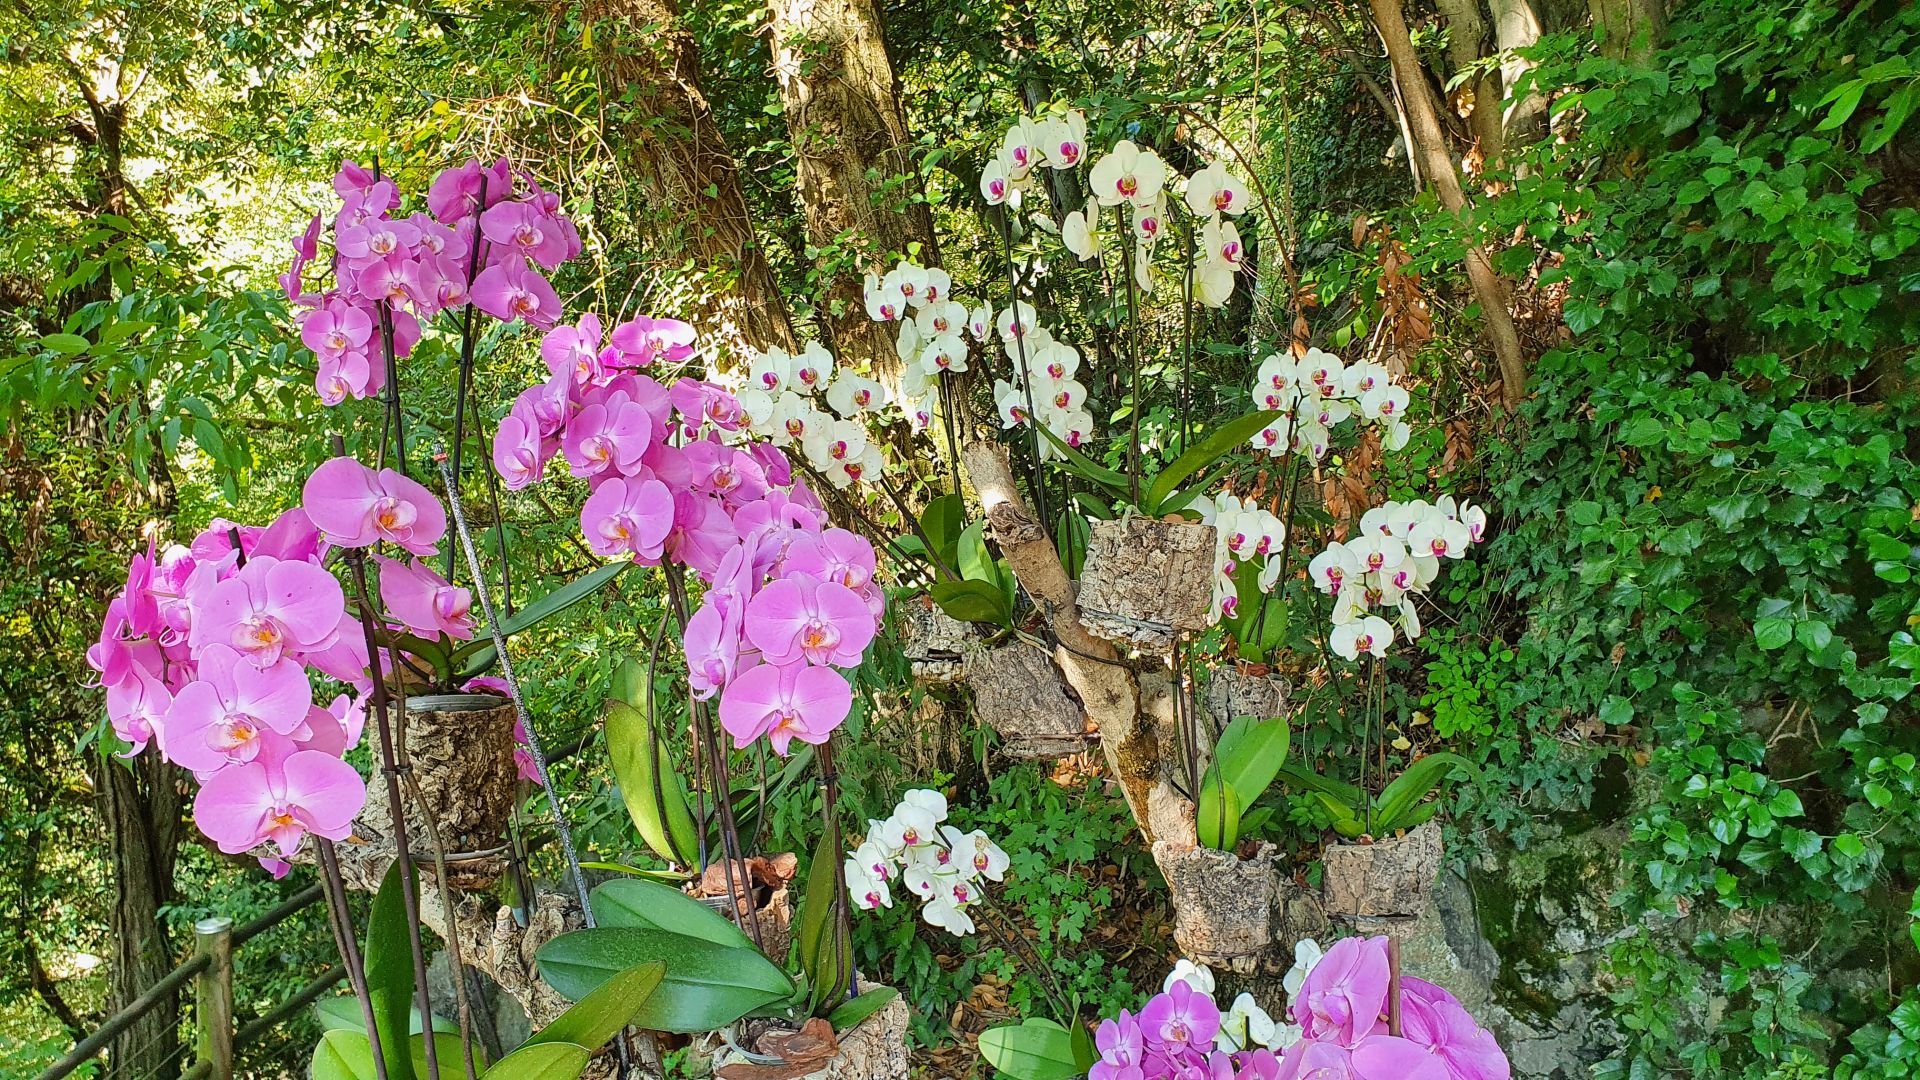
left=1284, top=939, right=1325, bottom=1000
left=1163, top=959, right=1216, bottom=995
left=1397, top=595, right=1424, bottom=640
left=1001, top=118, right=1042, bottom=179
left=1203, top=217, right=1245, bottom=271
left=1039, top=110, right=1087, bottom=169
left=1293, top=419, right=1331, bottom=460
left=1034, top=340, right=1081, bottom=384
left=1347, top=534, right=1407, bottom=576
left=1360, top=383, right=1410, bottom=421
left=996, top=300, right=1038, bottom=344
left=894, top=316, right=924, bottom=364
left=1044, top=378, right=1088, bottom=415
left=915, top=300, right=967, bottom=339
left=1344, top=361, right=1390, bottom=397
left=845, top=857, right=893, bottom=910
left=1461, top=502, right=1488, bottom=543
left=918, top=267, right=952, bottom=307
left=967, top=303, right=994, bottom=341
left=772, top=394, right=825, bottom=447
left=1301, top=348, right=1344, bottom=390
left=1089, top=140, right=1167, bottom=207
left=1257, top=352, right=1300, bottom=393
left=1132, top=195, right=1166, bottom=245
left=1309, top=544, right=1361, bottom=596
left=1250, top=414, right=1293, bottom=456
left=827, top=374, right=889, bottom=416
left=917, top=332, right=969, bottom=376
left=883, top=263, right=928, bottom=308
left=1063, top=204, right=1101, bottom=260
left=802, top=418, right=868, bottom=472
left=900, top=788, right=948, bottom=821
left=1332, top=615, right=1394, bottom=660
left=1184, top=161, right=1250, bottom=217
left=1133, top=242, right=1155, bottom=294
left=792, top=342, right=836, bottom=393
left=750, top=347, right=795, bottom=393
left=960, top=829, right=1009, bottom=881
left=1194, top=259, right=1236, bottom=308
left=900, top=862, right=942, bottom=900
left=1218, top=992, right=1278, bottom=1052
left=994, top=378, right=1032, bottom=428
left=1410, top=514, right=1472, bottom=560
left=980, top=157, right=1012, bottom=206
left=922, top=889, right=976, bottom=936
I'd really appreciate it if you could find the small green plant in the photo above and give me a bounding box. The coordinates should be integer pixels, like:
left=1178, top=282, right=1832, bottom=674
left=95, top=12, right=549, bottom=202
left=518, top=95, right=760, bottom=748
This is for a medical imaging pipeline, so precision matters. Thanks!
left=1196, top=713, right=1291, bottom=850
left=1281, top=753, right=1478, bottom=839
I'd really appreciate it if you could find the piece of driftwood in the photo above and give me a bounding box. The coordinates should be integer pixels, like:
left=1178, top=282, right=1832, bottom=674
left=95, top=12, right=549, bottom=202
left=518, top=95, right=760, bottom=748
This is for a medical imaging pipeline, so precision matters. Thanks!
left=1204, top=667, right=1290, bottom=727
left=966, top=640, right=1092, bottom=758
left=899, top=596, right=970, bottom=683
left=1077, top=518, right=1219, bottom=649
left=348, top=691, right=520, bottom=890
left=1321, top=820, right=1444, bottom=918
left=1152, top=841, right=1285, bottom=975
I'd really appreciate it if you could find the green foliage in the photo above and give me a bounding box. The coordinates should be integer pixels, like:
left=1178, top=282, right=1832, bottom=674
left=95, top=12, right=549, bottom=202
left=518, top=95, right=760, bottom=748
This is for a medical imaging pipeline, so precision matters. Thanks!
left=1196, top=713, right=1290, bottom=850
left=978, top=1017, right=1095, bottom=1080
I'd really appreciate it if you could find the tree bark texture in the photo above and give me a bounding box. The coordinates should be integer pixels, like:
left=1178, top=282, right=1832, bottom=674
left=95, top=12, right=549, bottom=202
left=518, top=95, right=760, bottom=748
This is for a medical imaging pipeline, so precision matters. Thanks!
left=1370, top=0, right=1531, bottom=407
left=98, top=751, right=183, bottom=1080
left=589, top=0, right=800, bottom=363
left=766, top=0, right=938, bottom=385
left=1489, top=0, right=1549, bottom=143
left=1432, top=0, right=1507, bottom=160
left=1587, top=0, right=1666, bottom=63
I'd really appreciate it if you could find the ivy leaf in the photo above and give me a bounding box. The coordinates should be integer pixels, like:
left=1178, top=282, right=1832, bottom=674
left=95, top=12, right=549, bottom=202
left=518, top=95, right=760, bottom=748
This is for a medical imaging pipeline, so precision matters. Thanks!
left=1794, top=620, right=1833, bottom=653
left=1753, top=617, right=1793, bottom=650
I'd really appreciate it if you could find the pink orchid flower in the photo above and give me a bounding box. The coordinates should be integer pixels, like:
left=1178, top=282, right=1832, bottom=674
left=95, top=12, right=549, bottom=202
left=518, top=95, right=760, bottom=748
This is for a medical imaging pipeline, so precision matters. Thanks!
left=106, top=662, right=173, bottom=756
left=294, top=694, right=367, bottom=758
left=663, top=492, right=741, bottom=578
left=493, top=408, right=548, bottom=490
left=193, top=749, right=366, bottom=856
left=562, top=390, right=655, bottom=479
left=669, top=378, right=744, bottom=433
left=300, top=304, right=374, bottom=361
left=336, top=216, right=421, bottom=268
left=581, top=476, right=676, bottom=561
left=542, top=314, right=606, bottom=387
left=607, top=316, right=696, bottom=368
left=1139, top=981, right=1221, bottom=1054
left=717, top=660, right=852, bottom=754
left=302, top=456, right=448, bottom=555
left=685, top=600, right=748, bottom=700
left=1293, top=936, right=1392, bottom=1049
left=190, top=555, right=344, bottom=668
left=684, top=440, right=769, bottom=508
left=744, top=571, right=875, bottom=668
left=1275, top=1039, right=1358, bottom=1079
left=164, top=645, right=312, bottom=777
left=428, top=158, right=513, bottom=222
left=301, top=611, right=374, bottom=693
left=376, top=555, right=476, bottom=640
left=480, top=200, right=571, bottom=269
left=471, top=255, right=562, bottom=327
left=1391, top=993, right=1510, bottom=1080
left=317, top=351, right=377, bottom=405
left=1349, top=1035, right=1452, bottom=1080
left=783, top=528, right=878, bottom=591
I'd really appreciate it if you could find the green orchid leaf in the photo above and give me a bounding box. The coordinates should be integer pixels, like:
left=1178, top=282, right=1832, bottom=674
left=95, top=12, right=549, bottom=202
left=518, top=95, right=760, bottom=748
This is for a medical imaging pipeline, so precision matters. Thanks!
left=929, top=579, right=1012, bottom=625
left=526, top=960, right=666, bottom=1052
left=1197, top=774, right=1242, bottom=851
left=363, top=861, right=418, bottom=1080
left=535, top=928, right=794, bottom=1033
left=827, top=986, right=899, bottom=1033
left=590, top=878, right=754, bottom=950
left=1374, top=753, right=1478, bottom=834
left=1142, top=410, right=1280, bottom=513
left=480, top=1042, right=592, bottom=1080
left=979, top=1018, right=1085, bottom=1080
left=1211, top=713, right=1291, bottom=806
left=606, top=699, right=700, bottom=866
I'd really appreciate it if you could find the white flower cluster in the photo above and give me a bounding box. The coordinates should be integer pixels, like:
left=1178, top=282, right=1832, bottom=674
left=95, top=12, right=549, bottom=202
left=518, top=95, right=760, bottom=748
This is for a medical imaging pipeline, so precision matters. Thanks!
left=989, top=302, right=1095, bottom=460
left=734, top=341, right=891, bottom=487
left=1195, top=493, right=1288, bottom=622
left=1308, top=496, right=1487, bottom=659
left=1247, top=347, right=1414, bottom=462
left=980, top=110, right=1093, bottom=208
left=859, top=260, right=980, bottom=440
left=1163, top=958, right=1306, bottom=1052
left=845, top=788, right=1009, bottom=937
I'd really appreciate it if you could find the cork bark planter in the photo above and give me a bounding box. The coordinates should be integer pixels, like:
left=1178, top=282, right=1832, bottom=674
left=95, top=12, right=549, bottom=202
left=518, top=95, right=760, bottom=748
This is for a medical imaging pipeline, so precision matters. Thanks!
left=1321, top=820, right=1444, bottom=919
left=723, top=988, right=911, bottom=1080
left=1077, top=518, right=1218, bottom=650
left=1205, top=666, right=1290, bottom=728
left=898, top=595, right=970, bottom=684
left=350, top=691, right=520, bottom=890
left=1150, top=841, right=1286, bottom=976
left=965, top=639, right=1091, bottom=759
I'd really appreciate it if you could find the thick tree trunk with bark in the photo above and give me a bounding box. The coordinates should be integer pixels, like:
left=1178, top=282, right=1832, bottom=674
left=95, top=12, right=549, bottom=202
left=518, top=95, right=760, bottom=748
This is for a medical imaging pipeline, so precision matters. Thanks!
left=590, top=0, right=800, bottom=362
left=1370, top=0, right=1530, bottom=407
left=98, top=752, right=183, bottom=1080
left=765, top=0, right=936, bottom=383
left=1489, top=0, right=1549, bottom=144
left=1588, top=0, right=1665, bottom=63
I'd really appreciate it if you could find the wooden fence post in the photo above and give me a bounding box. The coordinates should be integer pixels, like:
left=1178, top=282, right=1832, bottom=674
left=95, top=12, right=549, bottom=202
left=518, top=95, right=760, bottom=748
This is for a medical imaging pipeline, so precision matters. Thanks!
left=193, top=917, right=234, bottom=1080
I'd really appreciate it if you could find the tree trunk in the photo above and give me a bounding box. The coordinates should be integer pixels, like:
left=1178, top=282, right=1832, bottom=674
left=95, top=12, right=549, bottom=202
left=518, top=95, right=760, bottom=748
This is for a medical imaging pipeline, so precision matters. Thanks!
left=1433, top=0, right=1506, bottom=160
left=590, top=0, right=800, bottom=363
left=765, top=0, right=937, bottom=385
left=1588, top=0, right=1665, bottom=63
left=1489, top=0, right=1549, bottom=144
left=98, top=751, right=183, bottom=1080
left=1370, top=0, right=1530, bottom=407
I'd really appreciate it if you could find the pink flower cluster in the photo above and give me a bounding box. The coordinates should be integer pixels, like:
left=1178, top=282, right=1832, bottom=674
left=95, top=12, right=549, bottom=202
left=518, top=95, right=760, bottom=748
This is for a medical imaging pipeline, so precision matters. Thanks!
left=87, top=454, right=494, bottom=871
left=493, top=316, right=884, bottom=756
left=87, top=511, right=371, bottom=870
left=1091, top=939, right=1509, bottom=1080
left=284, top=158, right=583, bottom=405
